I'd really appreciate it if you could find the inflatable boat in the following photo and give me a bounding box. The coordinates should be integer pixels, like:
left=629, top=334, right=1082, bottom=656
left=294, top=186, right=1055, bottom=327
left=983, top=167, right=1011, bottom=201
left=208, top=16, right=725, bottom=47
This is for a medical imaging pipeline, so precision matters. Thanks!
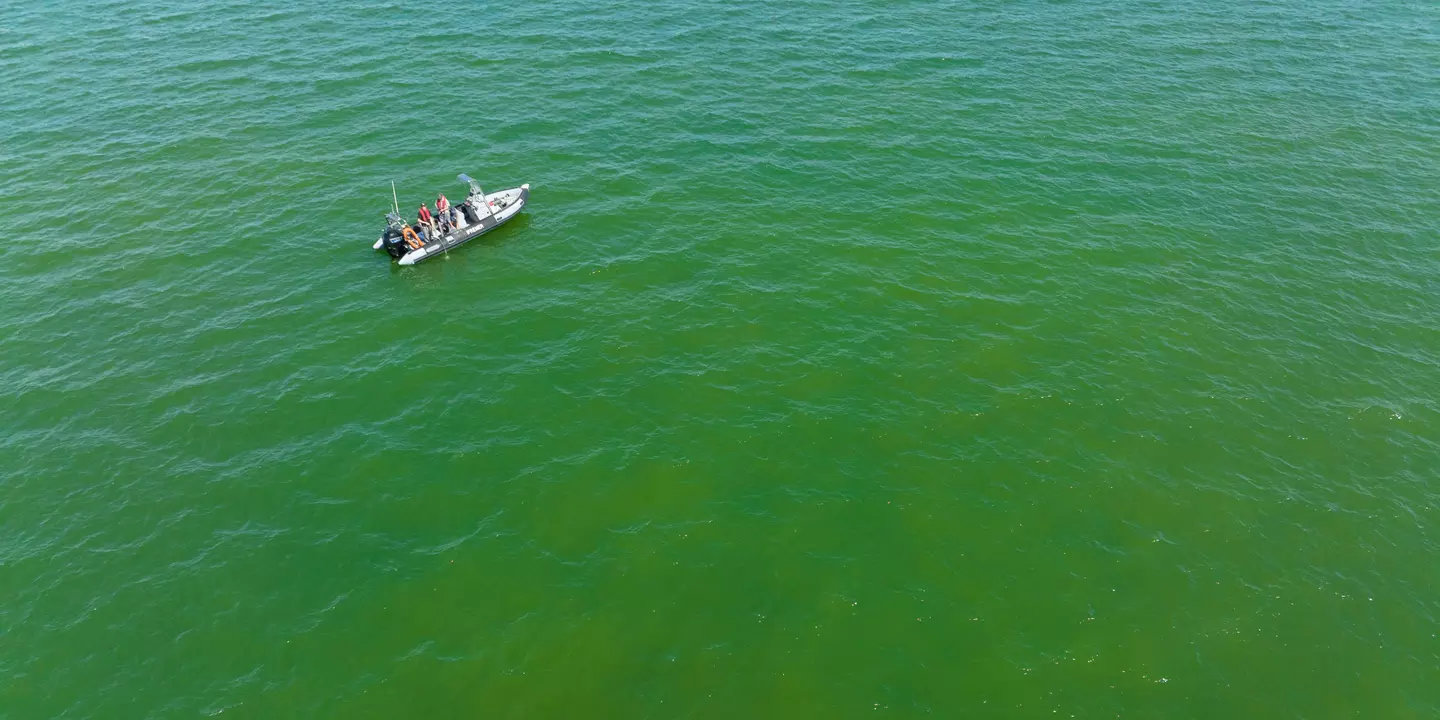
left=375, top=174, right=529, bottom=266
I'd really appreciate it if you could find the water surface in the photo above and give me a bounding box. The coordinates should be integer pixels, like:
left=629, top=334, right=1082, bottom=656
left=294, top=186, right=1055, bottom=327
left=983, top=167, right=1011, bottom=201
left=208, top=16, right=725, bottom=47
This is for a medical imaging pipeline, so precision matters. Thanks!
left=2, top=0, right=1439, bottom=716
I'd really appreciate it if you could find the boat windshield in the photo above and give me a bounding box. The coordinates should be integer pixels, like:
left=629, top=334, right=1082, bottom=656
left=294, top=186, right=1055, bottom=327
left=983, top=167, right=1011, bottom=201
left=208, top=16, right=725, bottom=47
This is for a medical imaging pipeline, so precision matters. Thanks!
left=458, top=174, right=484, bottom=199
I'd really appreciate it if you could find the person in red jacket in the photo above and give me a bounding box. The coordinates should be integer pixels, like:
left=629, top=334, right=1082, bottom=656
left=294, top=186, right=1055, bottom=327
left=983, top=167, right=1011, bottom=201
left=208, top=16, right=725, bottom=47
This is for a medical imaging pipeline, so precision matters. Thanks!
left=417, top=204, right=435, bottom=239
left=436, top=193, right=450, bottom=215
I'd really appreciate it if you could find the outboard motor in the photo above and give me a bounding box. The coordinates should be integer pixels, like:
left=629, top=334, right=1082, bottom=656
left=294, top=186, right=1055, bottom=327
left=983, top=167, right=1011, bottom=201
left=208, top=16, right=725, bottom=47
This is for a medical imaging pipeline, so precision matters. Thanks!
left=382, top=213, right=410, bottom=259
left=383, top=232, right=408, bottom=259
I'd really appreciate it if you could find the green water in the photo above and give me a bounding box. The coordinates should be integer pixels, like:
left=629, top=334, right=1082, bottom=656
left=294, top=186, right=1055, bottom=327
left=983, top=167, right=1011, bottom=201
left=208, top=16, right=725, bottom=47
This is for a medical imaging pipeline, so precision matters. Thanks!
left=3, top=0, right=1439, bottom=716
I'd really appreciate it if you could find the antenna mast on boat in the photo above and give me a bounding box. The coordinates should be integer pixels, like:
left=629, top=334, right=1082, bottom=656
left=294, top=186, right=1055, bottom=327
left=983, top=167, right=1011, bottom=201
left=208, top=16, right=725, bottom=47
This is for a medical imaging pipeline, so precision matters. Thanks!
left=391, top=181, right=400, bottom=215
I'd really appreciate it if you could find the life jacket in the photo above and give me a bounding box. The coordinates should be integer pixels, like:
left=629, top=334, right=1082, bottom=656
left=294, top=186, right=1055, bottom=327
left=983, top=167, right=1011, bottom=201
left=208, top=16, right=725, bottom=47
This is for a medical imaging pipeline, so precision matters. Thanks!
left=418, top=206, right=432, bottom=224
left=436, top=195, right=450, bottom=213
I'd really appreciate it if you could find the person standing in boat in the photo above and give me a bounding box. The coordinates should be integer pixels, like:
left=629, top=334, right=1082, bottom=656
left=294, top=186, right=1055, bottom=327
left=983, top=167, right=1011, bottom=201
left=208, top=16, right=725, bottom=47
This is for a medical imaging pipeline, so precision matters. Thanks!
left=417, top=204, right=435, bottom=239
left=438, top=196, right=454, bottom=234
